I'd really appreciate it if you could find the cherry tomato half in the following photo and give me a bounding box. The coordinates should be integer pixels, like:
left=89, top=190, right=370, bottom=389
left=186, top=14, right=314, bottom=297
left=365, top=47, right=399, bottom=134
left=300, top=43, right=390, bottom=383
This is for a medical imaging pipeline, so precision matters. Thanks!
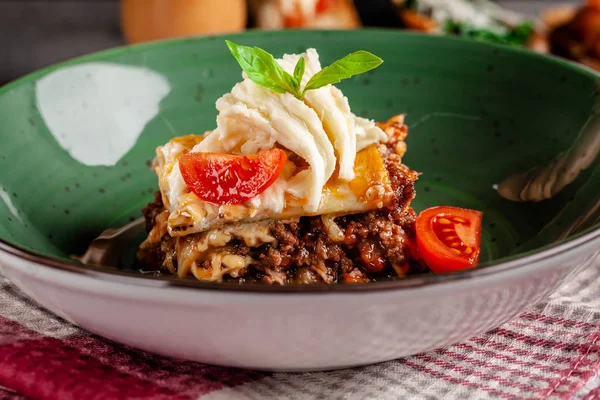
left=179, top=149, right=287, bottom=205
left=415, top=206, right=483, bottom=274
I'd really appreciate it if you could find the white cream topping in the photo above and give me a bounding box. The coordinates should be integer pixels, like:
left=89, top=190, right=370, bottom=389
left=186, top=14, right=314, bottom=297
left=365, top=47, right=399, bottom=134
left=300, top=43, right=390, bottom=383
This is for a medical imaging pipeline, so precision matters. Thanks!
left=160, top=48, right=386, bottom=229
left=278, top=50, right=358, bottom=181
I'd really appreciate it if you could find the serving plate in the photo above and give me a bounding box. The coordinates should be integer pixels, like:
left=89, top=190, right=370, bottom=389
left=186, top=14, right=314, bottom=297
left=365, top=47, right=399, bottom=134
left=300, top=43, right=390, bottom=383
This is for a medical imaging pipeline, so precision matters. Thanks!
left=0, top=30, right=598, bottom=371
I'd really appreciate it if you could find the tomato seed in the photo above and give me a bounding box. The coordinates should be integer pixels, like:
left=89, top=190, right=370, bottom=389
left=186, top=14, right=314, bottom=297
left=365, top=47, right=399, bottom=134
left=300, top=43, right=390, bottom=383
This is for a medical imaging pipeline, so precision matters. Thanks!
left=439, top=218, right=452, bottom=224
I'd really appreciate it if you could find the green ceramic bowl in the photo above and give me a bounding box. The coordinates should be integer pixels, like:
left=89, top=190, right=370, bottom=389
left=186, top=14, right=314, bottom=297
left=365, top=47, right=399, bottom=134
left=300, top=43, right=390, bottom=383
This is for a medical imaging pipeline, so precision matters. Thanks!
left=0, top=30, right=599, bottom=371
left=0, top=30, right=598, bottom=283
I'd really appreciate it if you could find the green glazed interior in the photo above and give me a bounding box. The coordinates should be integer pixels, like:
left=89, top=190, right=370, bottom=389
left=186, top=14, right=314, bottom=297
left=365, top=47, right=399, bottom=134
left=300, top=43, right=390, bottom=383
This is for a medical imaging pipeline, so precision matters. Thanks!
left=0, top=30, right=598, bottom=273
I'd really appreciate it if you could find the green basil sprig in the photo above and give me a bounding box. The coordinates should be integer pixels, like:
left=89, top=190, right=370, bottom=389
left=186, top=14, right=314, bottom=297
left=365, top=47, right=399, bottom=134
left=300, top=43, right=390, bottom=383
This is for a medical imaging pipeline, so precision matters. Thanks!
left=225, top=40, right=383, bottom=100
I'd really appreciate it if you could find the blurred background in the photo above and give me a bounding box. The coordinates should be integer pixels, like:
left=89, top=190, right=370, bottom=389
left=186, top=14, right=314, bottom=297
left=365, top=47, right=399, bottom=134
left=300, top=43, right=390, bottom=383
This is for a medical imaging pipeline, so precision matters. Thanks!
left=0, top=0, right=590, bottom=86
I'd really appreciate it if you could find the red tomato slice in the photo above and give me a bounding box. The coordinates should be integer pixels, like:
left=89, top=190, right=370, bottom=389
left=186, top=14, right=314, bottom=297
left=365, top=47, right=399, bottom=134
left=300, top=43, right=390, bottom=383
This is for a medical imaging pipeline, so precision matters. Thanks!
left=415, top=206, right=483, bottom=274
left=179, top=149, right=287, bottom=205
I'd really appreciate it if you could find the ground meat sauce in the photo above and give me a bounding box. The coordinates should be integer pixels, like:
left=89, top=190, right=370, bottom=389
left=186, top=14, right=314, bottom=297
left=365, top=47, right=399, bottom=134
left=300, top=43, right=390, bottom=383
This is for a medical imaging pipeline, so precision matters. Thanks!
left=137, top=116, right=424, bottom=284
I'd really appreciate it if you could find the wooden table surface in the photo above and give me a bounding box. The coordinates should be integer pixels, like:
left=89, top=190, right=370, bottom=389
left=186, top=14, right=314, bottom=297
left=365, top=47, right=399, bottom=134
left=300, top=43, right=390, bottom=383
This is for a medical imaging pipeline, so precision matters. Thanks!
left=0, top=0, right=574, bottom=85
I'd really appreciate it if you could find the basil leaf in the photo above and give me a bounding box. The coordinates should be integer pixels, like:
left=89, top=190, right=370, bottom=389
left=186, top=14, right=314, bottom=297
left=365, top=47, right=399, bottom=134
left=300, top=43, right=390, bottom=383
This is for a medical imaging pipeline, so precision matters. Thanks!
left=281, top=66, right=301, bottom=98
left=293, top=56, right=306, bottom=87
left=225, top=41, right=383, bottom=99
left=226, top=40, right=299, bottom=96
left=303, top=51, right=383, bottom=94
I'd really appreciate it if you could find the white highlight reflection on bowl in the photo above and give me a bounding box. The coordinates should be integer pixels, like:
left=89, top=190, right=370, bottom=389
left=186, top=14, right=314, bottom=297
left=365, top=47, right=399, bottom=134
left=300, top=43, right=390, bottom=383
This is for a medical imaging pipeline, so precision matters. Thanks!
left=0, top=186, right=21, bottom=221
left=35, top=62, right=171, bottom=166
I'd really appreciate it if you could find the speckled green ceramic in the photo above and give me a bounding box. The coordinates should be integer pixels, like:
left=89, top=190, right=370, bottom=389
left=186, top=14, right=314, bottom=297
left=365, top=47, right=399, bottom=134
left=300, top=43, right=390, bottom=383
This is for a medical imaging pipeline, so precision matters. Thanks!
left=0, top=30, right=598, bottom=278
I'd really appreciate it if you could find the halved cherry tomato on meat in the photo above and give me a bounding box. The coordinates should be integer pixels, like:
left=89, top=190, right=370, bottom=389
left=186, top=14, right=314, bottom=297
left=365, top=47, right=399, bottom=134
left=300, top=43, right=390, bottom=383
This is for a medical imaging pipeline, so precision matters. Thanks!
left=179, top=149, right=287, bottom=205
left=415, top=206, right=482, bottom=274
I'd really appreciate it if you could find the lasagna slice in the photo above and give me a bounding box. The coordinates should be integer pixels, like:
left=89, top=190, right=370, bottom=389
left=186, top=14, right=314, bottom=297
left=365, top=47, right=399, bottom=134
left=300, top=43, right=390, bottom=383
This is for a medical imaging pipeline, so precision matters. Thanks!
left=137, top=48, right=421, bottom=284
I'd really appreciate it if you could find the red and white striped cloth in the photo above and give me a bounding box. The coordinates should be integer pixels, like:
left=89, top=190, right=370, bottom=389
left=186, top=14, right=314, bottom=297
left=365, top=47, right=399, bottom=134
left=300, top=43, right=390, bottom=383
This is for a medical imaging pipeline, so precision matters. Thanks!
left=0, top=258, right=599, bottom=400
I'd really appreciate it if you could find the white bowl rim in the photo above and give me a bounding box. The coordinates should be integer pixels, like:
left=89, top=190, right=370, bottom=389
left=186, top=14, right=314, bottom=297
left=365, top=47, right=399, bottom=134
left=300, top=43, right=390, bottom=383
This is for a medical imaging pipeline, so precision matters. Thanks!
left=1, top=226, right=598, bottom=293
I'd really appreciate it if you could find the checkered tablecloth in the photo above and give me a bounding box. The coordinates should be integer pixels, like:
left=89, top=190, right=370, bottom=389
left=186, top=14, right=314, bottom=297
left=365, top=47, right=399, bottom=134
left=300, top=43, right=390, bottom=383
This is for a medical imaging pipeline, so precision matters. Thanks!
left=0, top=258, right=599, bottom=400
